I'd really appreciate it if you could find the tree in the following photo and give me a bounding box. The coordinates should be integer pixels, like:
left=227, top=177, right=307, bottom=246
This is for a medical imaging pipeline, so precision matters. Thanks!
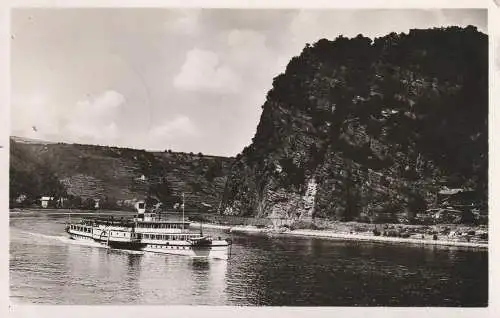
left=407, top=191, right=427, bottom=219
left=81, top=198, right=96, bottom=210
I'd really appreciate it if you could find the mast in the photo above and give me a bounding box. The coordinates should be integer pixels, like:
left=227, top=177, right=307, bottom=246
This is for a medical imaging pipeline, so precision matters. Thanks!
left=182, top=192, right=185, bottom=233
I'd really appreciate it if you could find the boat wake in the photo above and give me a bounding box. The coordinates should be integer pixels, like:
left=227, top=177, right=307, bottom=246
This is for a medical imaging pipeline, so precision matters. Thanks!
left=16, top=229, right=67, bottom=242
left=15, top=229, right=103, bottom=248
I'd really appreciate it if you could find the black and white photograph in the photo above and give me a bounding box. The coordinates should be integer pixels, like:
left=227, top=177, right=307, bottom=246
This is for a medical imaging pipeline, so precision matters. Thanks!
left=7, top=4, right=491, bottom=309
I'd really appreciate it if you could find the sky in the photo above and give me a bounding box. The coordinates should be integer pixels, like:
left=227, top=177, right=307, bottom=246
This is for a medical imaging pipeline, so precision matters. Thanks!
left=10, top=8, right=487, bottom=156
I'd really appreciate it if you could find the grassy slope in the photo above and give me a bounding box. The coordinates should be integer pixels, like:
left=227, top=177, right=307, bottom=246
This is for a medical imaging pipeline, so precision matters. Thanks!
left=10, top=137, right=234, bottom=209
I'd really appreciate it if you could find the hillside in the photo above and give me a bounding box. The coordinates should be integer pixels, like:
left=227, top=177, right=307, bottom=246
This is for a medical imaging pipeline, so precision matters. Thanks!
left=9, top=137, right=234, bottom=210
left=221, top=26, right=488, bottom=223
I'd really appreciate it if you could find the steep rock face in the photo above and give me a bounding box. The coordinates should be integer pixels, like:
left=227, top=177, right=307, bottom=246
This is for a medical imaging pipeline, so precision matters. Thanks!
left=222, top=26, right=488, bottom=221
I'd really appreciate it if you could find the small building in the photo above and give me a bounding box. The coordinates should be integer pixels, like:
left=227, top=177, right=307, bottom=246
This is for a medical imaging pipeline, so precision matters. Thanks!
left=40, top=196, right=54, bottom=208
left=437, top=188, right=479, bottom=211
left=15, top=194, right=27, bottom=204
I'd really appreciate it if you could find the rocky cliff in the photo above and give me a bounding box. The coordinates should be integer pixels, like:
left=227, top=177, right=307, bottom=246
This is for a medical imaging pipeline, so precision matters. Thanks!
left=221, top=26, right=488, bottom=222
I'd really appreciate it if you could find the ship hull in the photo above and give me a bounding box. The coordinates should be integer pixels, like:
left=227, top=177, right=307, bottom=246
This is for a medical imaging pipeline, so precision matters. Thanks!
left=142, top=244, right=230, bottom=260
left=67, top=231, right=230, bottom=259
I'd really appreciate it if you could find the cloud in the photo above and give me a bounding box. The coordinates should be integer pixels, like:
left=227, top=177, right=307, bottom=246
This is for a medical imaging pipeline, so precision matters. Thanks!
left=11, top=93, right=59, bottom=138
left=169, top=9, right=201, bottom=35
left=225, top=29, right=271, bottom=74
left=150, top=115, right=198, bottom=139
left=63, top=90, right=125, bottom=143
left=173, top=48, right=241, bottom=93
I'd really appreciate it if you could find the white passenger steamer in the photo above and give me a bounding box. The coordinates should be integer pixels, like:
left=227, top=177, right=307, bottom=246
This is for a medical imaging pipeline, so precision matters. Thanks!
left=65, top=199, right=232, bottom=260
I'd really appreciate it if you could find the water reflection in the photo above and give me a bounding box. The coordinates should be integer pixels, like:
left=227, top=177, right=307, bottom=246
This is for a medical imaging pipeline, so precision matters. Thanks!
left=10, top=213, right=487, bottom=306
left=224, top=232, right=488, bottom=306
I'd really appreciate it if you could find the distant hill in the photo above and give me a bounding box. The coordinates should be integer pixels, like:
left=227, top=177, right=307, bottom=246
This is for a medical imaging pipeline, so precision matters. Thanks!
left=221, top=26, right=488, bottom=222
left=9, top=137, right=234, bottom=210
left=10, top=136, right=58, bottom=145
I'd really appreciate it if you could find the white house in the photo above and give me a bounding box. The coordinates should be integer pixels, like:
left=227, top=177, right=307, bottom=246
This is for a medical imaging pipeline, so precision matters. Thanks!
left=40, top=196, right=54, bottom=208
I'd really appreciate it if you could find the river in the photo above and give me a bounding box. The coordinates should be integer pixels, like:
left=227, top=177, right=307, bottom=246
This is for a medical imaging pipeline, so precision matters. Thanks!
left=9, top=211, right=488, bottom=306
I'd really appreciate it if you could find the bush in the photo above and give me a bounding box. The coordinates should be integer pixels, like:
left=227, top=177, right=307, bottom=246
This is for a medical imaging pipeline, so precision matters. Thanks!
left=290, top=220, right=319, bottom=231
left=355, top=215, right=371, bottom=223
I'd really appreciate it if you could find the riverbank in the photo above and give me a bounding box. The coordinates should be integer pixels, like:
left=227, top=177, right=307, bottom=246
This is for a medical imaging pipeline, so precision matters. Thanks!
left=191, top=222, right=488, bottom=250
left=9, top=208, right=136, bottom=215
left=11, top=208, right=487, bottom=250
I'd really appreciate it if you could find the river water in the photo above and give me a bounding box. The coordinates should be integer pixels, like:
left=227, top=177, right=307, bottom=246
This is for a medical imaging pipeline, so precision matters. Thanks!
left=9, top=211, right=488, bottom=306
